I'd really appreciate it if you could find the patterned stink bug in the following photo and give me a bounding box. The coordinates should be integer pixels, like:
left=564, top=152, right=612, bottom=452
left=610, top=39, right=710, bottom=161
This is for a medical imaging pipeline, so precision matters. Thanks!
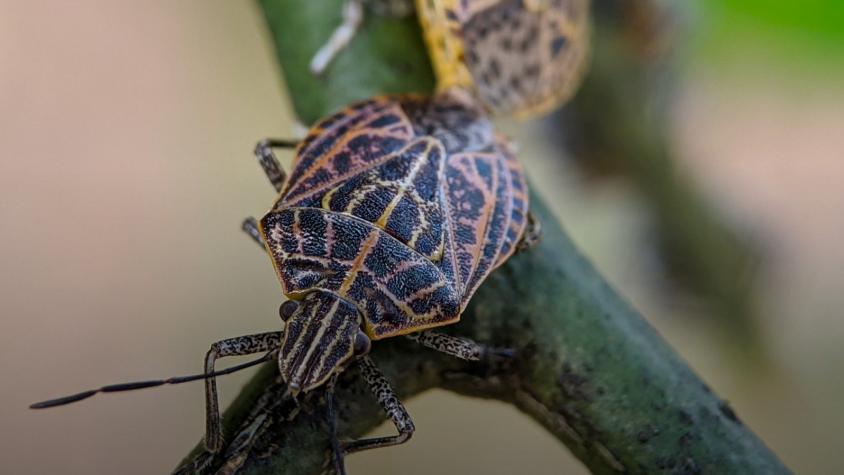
left=417, top=0, right=592, bottom=118
left=31, top=90, right=537, bottom=469
left=312, top=0, right=591, bottom=118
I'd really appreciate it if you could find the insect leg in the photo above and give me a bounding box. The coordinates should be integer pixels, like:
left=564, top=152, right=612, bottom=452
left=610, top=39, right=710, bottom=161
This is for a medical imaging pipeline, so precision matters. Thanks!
left=255, top=138, right=297, bottom=192
left=406, top=331, right=515, bottom=362
left=309, top=0, right=364, bottom=75
left=205, top=332, right=283, bottom=452
left=342, top=356, right=414, bottom=455
left=516, top=211, right=542, bottom=252
left=325, top=375, right=347, bottom=475
left=241, top=217, right=265, bottom=250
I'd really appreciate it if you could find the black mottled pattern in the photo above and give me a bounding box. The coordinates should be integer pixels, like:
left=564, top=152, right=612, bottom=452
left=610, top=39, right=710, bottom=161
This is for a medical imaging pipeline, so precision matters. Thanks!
left=463, top=0, right=543, bottom=113
left=399, top=93, right=495, bottom=154
left=281, top=99, right=416, bottom=206
left=494, top=137, right=528, bottom=266
left=441, top=140, right=528, bottom=304
left=327, top=137, right=446, bottom=260
left=454, top=0, right=590, bottom=116
left=407, top=330, right=483, bottom=361
left=290, top=99, right=383, bottom=181
left=357, top=356, right=415, bottom=437
left=465, top=154, right=511, bottom=296
left=262, top=207, right=461, bottom=339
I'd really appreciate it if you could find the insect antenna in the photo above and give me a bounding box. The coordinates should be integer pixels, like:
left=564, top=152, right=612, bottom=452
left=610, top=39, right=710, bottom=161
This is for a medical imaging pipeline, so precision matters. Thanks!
left=30, top=351, right=276, bottom=409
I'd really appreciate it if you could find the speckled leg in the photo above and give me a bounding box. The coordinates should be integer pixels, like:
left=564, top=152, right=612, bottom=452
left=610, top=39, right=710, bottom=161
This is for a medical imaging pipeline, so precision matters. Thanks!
left=325, top=375, right=347, bottom=475
left=342, top=356, right=414, bottom=455
left=407, top=331, right=515, bottom=362
left=242, top=216, right=265, bottom=250
left=517, top=211, right=542, bottom=252
left=204, top=332, right=283, bottom=452
left=405, top=331, right=484, bottom=361
left=255, top=138, right=297, bottom=192
left=247, top=137, right=296, bottom=250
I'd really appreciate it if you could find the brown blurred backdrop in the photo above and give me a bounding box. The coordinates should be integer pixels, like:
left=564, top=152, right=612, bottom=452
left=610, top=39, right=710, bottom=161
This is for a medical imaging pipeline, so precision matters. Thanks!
left=1, top=1, right=842, bottom=474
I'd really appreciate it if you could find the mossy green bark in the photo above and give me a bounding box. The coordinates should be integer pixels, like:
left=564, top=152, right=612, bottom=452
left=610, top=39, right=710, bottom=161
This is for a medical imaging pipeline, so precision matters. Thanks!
left=260, top=0, right=434, bottom=123
left=175, top=1, right=790, bottom=473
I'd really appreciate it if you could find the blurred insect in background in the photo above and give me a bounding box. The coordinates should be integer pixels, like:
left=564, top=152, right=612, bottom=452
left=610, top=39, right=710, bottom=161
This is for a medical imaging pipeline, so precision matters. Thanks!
left=313, top=0, right=591, bottom=118
left=31, top=90, right=537, bottom=472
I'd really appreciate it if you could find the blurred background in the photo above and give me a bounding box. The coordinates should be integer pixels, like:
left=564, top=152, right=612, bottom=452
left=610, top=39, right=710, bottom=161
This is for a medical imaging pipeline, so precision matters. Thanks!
left=1, top=1, right=842, bottom=473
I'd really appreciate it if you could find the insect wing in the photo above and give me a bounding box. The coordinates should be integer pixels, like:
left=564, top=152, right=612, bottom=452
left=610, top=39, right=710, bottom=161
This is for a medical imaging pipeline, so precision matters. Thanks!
left=441, top=140, right=528, bottom=306
left=461, top=0, right=546, bottom=114
left=324, top=137, right=447, bottom=260
left=488, top=137, right=529, bottom=269
left=263, top=94, right=528, bottom=337
left=400, top=92, right=530, bottom=306
left=528, top=0, right=591, bottom=117
left=280, top=98, right=416, bottom=207
left=418, top=0, right=591, bottom=117
left=261, top=208, right=461, bottom=339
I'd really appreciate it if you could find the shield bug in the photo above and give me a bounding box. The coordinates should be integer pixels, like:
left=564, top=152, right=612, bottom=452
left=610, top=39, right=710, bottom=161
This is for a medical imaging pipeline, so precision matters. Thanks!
left=31, top=90, right=536, bottom=469
left=313, top=0, right=590, bottom=118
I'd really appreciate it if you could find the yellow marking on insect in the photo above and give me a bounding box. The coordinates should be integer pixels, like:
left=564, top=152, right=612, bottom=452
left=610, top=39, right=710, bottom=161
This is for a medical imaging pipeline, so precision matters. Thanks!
left=291, top=298, right=340, bottom=384
left=338, top=228, right=378, bottom=296
left=416, top=0, right=591, bottom=119
left=321, top=186, right=338, bottom=210
left=374, top=141, right=431, bottom=229
left=290, top=141, right=406, bottom=206
left=416, top=0, right=473, bottom=91
left=365, top=310, right=461, bottom=340
left=429, top=233, right=446, bottom=262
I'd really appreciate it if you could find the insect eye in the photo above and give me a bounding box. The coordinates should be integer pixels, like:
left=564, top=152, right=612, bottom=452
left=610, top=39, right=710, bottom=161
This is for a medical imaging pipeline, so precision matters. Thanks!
left=353, top=330, right=371, bottom=356
left=279, top=300, right=299, bottom=321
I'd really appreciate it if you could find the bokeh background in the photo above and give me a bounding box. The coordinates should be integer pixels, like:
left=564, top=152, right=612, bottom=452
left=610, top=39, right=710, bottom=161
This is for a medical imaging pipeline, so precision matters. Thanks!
left=1, top=1, right=842, bottom=473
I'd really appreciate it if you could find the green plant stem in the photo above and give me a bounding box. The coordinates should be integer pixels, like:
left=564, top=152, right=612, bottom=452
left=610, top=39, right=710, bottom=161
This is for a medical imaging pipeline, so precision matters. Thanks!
left=565, top=2, right=761, bottom=339
left=174, top=1, right=790, bottom=473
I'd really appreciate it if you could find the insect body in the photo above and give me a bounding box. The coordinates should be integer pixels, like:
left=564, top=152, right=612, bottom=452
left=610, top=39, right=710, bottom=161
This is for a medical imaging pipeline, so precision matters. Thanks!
left=257, top=90, right=530, bottom=398
left=312, top=0, right=591, bottom=118
left=32, top=91, right=534, bottom=471
left=208, top=91, right=533, bottom=463
left=417, top=0, right=591, bottom=118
